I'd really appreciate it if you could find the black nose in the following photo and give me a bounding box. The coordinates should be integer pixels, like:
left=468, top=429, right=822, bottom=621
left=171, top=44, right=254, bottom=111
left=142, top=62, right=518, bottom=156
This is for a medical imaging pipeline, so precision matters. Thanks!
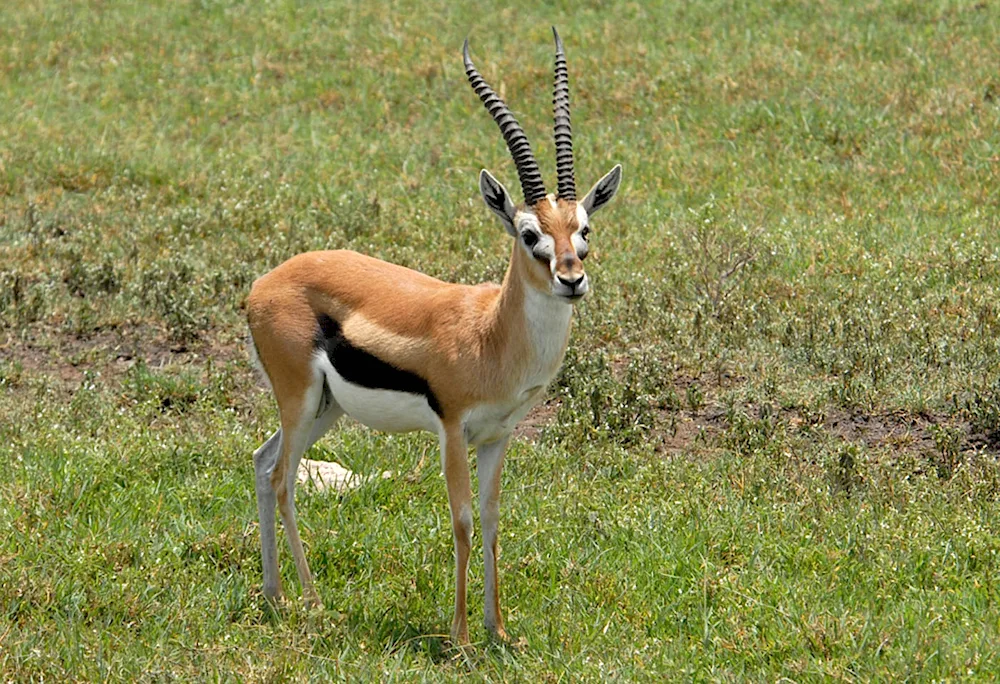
left=557, top=274, right=583, bottom=291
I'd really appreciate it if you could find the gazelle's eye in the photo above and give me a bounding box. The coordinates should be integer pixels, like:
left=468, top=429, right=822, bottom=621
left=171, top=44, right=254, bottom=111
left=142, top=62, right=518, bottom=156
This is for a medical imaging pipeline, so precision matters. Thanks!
left=581, top=226, right=590, bottom=241
left=521, top=231, right=538, bottom=248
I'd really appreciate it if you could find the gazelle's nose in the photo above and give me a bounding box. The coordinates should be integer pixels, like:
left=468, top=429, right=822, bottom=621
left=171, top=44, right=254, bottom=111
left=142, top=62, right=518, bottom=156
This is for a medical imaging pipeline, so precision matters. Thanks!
left=557, top=273, right=584, bottom=291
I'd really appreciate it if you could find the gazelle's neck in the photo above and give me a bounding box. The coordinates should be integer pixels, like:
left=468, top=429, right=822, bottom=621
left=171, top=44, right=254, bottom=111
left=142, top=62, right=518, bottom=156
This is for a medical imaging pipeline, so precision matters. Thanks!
left=491, top=242, right=574, bottom=383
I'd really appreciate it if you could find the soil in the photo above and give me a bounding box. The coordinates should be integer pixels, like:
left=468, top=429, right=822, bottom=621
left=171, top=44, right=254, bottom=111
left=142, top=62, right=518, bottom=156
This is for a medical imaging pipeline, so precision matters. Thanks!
left=2, top=324, right=994, bottom=460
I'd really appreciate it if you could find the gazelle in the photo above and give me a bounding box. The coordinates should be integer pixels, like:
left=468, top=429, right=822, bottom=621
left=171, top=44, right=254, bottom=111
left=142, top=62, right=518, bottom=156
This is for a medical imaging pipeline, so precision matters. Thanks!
left=247, top=28, right=621, bottom=644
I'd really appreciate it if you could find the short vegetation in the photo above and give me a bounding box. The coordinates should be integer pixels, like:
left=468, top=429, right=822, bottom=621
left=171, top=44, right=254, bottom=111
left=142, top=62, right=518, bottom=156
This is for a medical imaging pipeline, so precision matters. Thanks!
left=3, top=0, right=1000, bottom=679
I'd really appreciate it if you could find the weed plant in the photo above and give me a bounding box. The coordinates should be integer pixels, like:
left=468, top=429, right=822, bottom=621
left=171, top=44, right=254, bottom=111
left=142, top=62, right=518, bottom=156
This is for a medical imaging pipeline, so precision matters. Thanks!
left=3, top=0, right=1000, bottom=678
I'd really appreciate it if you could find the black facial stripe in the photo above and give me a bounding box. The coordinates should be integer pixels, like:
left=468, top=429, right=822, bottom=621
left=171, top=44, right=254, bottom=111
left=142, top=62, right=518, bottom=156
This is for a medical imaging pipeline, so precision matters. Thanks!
left=315, top=314, right=443, bottom=417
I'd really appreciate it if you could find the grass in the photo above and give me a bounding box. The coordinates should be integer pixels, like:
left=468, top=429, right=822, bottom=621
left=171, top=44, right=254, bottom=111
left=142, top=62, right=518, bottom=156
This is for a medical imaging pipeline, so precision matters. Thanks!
left=3, top=0, right=1000, bottom=678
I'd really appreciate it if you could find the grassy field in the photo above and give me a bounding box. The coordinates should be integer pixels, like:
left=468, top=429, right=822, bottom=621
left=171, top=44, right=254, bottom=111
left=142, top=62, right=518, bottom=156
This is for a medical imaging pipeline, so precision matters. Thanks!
left=3, top=0, right=1000, bottom=679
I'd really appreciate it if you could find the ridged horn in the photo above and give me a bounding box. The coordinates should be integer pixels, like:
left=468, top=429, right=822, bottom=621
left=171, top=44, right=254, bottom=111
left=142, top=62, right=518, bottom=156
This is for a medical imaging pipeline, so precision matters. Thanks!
left=552, top=27, right=576, bottom=201
left=463, top=38, right=547, bottom=207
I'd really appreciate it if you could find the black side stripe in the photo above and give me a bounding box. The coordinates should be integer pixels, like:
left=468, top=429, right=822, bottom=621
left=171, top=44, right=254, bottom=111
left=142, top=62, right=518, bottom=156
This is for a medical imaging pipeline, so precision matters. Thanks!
left=314, top=314, right=443, bottom=417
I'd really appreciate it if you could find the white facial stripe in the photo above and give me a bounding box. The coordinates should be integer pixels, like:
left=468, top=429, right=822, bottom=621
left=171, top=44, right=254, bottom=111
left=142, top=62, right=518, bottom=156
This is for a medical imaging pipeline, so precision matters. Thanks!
left=575, top=203, right=589, bottom=229
left=515, top=212, right=540, bottom=233
left=574, top=203, right=591, bottom=258
left=535, top=233, right=556, bottom=261
left=515, top=213, right=556, bottom=261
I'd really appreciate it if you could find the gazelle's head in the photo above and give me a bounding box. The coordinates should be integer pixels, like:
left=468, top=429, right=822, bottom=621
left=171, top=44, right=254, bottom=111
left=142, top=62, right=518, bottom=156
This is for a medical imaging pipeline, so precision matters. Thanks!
left=465, top=28, right=622, bottom=303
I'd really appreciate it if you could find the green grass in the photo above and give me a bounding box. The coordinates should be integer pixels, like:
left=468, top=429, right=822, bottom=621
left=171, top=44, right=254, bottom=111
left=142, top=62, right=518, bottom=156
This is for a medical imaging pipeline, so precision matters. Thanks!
left=3, top=0, right=1000, bottom=679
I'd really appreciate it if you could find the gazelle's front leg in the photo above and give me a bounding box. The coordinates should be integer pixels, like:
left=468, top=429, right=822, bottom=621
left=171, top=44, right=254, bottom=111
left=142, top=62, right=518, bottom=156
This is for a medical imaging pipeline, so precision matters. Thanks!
left=441, top=423, right=473, bottom=644
left=477, top=436, right=510, bottom=640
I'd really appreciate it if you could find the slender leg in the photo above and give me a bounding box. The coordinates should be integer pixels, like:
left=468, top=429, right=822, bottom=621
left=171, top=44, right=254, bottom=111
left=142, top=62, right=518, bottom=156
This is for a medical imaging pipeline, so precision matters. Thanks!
left=254, top=429, right=284, bottom=601
left=270, top=377, right=327, bottom=609
left=256, top=388, right=343, bottom=607
left=441, top=423, right=473, bottom=644
left=477, top=435, right=510, bottom=640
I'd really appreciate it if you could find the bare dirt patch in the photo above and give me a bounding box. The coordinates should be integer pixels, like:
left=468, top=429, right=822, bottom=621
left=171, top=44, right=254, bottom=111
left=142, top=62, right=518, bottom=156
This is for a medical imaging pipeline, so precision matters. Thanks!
left=1, top=323, right=246, bottom=389
left=513, top=399, right=559, bottom=443
left=3, top=327, right=996, bottom=461
left=823, top=409, right=940, bottom=453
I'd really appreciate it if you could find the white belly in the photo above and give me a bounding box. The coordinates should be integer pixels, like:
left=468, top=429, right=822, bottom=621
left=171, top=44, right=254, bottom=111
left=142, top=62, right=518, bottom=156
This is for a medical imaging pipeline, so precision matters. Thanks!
left=315, top=355, right=440, bottom=434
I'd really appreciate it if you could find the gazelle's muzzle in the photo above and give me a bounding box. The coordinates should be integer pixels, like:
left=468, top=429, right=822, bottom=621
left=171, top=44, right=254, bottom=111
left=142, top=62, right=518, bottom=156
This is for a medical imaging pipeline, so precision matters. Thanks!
left=553, top=253, right=587, bottom=299
left=555, top=273, right=588, bottom=300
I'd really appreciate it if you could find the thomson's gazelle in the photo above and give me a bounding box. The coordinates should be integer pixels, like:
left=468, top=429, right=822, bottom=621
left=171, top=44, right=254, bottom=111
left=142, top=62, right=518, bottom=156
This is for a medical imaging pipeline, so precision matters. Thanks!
left=247, top=28, right=622, bottom=644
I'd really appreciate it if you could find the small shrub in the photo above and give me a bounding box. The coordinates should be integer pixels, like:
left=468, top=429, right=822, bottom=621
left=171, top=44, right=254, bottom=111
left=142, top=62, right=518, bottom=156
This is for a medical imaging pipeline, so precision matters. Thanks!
left=0, top=358, right=23, bottom=389
left=830, top=369, right=875, bottom=411
left=122, top=360, right=203, bottom=413
left=547, top=346, right=670, bottom=448
left=722, top=402, right=785, bottom=457
left=64, top=257, right=121, bottom=299
left=828, top=443, right=864, bottom=495
left=679, top=198, right=768, bottom=319
left=0, top=270, right=47, bottom=326
left=958, top=378, right=1000, bottom=446
left=928, top=423, right=964, bottom=480
left=137, top=259, right=211, bottom=343
left=685, top=383, right=705, bottom=412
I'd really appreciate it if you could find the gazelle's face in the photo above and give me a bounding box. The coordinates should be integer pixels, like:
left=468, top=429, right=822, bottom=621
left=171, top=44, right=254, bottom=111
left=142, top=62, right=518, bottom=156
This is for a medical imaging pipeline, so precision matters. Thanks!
left=478, top=166, right=620, bottom=301
left=515, top=196, right=590, bottom=302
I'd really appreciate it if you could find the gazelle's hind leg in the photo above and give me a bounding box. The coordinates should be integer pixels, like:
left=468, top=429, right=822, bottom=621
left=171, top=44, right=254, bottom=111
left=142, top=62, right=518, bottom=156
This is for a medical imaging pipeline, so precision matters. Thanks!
left=254, top=379, right=343, bottom=606
left=254, top=429, right=284, bottom=601
left=269, top=372, right=342, bottom=609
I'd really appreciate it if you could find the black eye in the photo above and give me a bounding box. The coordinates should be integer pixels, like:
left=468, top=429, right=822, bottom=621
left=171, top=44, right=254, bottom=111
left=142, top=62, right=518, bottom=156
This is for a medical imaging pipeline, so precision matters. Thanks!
left=521, top=231, right=538, bottom=248
left=581, top=226, right=590, bottom=241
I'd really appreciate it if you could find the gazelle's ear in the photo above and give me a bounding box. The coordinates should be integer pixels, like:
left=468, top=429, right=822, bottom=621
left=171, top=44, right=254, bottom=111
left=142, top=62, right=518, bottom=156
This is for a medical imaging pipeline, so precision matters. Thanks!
left=479, top=169, right=518, bottom=236
left=580, top=164, right=622, bottom=217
